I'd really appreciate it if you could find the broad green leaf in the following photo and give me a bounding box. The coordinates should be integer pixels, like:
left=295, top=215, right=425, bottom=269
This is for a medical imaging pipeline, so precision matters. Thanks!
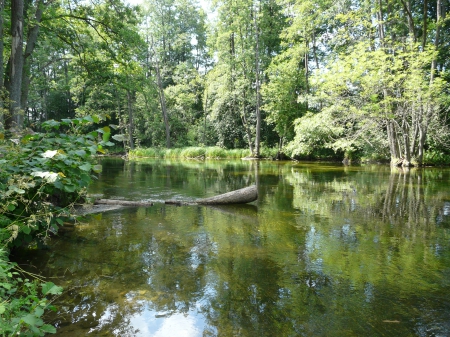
left=34, top=307, right=44, bottom=318
left=42, top=282, right=63, bottom=295
left=22, top=313, right=43, bottom=327
left=7, top=204, right=16, bottom=211
left=0, top=304, right=5, bottom=314
left=22, top=226, right=31, bottom=235
left=79, top=163, right=92, bottom=171
left=40, top=324, right=57, bottom=333
left=64, top=184, right=76, bottom=192
left=112, top=134, right=126, bottom=142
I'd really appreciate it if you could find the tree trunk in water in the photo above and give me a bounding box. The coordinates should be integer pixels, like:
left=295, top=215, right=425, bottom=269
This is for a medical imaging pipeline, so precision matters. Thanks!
left=96, top=186, right=258, bottom=207
left=401, top=118, right=411, bottom=166
left=417, top=125, right=426, bottom=165
left=95, top=199, right=154, bottom=207
left=387, top=120, right=400, bottom=164
left=7, top=0, right=24, bottom=130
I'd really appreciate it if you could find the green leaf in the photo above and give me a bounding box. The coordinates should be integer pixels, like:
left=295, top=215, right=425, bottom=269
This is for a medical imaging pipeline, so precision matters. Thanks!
left=0, top=304, right=5, bottom=314
left=112, top=134, right=126, bottom=142
left=93, top=164, right=102, bottom=173
left=22, top=226, right=31, bottom=235
left=22, top=313, right=43, bottom=327
left=40, top=324, right=57, bottom=333
left=63, top=184, right=76, bottom=193
left=79, top=163, right=92, bottom=171
left=42, top=282, right=63, bottom=295
left=56, top=218, right=64, bottom=225
left=34, top=307, right=44, bottom=318
left=102, top=132, right=111, bottom=142
left=7, top=204, right=16, bottom=211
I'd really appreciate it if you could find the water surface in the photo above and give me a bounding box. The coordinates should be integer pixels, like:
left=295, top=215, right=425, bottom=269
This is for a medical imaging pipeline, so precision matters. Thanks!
left=17, top=159, right=450, bottom=336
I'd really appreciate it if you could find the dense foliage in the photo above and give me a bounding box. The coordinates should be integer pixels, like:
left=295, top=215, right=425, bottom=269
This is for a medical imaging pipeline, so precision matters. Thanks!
left=0, top=0, right=449, bottom=164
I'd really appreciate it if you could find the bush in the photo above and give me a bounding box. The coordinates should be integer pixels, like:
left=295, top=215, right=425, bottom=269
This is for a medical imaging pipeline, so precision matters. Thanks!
left=0, top=116, right=113, bottom=247
left=0, top=249, right=62, bottom=336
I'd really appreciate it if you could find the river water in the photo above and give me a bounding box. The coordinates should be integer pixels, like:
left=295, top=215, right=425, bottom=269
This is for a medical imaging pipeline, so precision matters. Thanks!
left=16, top=158, right=450, bottom=336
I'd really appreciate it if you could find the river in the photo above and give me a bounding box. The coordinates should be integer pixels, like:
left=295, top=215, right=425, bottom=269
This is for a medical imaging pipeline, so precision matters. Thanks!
left=16, top=158, right=450, bottom=336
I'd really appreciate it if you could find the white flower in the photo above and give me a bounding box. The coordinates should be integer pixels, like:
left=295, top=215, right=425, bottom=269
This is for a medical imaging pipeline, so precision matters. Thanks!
left=42, top=150, right=58, bottom=158
left=31, top=171, right=59, bottom=183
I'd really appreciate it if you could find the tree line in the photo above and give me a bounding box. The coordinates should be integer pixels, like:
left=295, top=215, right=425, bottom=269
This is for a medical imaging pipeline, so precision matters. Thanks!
left=1, top=0, right=449, bottom=165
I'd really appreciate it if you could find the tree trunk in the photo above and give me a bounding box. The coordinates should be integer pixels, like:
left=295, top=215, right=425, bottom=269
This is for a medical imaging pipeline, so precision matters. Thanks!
left=96, top=185, right=258, bottom=207
left=430, top=0, right=442, bottom=83
left=0, top=0, right=4, bottom=130
left=155, top=58, right=171, bottom=148
left=422, top=0, right=428, bottom=49
left=254, top=0, right=261, bottom=157
left=241, top=90, right=254, bottom=154
left=7, top=0, right=25, bottom=130
left=20, top=0, right=46, bottom=113
left=166, top=185, right=258, bottom=205
left=126, top=89, right=135, bottom=150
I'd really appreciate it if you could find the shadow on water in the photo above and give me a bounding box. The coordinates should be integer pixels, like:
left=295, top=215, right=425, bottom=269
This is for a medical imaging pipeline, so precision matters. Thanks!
left=13, top=160, right=450, bottom=336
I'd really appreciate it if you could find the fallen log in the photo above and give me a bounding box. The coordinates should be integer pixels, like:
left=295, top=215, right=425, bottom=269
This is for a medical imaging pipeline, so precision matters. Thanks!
left=94, top=185, right=258, bottom=207
left=196, top=185, right=257, bottom=205
left=94, top=199, right=154, bottom=206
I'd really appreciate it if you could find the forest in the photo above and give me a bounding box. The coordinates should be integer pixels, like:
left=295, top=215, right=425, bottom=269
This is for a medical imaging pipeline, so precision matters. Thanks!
left=0, top=0, right=449, bottom=165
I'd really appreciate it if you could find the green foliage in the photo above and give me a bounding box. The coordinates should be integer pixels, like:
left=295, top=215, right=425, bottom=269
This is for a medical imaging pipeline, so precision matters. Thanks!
left=422, top=151, right=450, bottom=166
left=0, top=249, right=63, bottom=336
left=0, top=116, right=113, bottom=247
left=128, top=147, right=253, bottom=159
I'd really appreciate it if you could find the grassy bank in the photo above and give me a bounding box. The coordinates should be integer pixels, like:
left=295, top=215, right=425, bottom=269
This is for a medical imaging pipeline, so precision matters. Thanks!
left=129, top=147, right=279, bottom=160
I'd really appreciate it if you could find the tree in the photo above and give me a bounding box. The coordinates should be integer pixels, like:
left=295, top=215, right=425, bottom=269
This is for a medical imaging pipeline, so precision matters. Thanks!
left=141, top=0, right=209, bottom=148
left=285, top=0, right=450, bottom=165
left=207, top=0, right=284, bottom=152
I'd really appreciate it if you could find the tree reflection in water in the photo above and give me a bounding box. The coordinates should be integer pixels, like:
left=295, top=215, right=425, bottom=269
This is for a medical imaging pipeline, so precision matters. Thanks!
left=14, top=160, right=450, bottom=336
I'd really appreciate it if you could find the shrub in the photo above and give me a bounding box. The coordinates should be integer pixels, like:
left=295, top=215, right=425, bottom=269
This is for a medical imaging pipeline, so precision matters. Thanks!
left=0, top=249, right=63, bottom=336
left=0, top=115, right=113, bottom=247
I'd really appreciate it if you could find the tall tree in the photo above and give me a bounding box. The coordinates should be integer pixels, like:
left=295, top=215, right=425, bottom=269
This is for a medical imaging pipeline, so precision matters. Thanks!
left=6, top=0, right=25, bottom=129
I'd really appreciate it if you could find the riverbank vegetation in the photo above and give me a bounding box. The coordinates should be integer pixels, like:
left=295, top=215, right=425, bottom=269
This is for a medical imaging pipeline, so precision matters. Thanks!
left=0, top=116, right=113, bottom=335
left=129, top=146, right=279, bottom=159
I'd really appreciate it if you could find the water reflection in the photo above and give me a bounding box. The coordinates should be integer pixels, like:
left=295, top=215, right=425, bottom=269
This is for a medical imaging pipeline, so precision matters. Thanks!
left=15, top=160, right=450, bottom=336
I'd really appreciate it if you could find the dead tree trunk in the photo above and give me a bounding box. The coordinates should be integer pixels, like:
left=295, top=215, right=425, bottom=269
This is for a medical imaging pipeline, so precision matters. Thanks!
left=94, top=186, right=258, bottom=207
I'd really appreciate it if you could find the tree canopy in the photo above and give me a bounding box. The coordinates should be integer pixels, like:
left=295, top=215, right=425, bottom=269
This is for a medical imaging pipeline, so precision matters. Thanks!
left=0, top=0, right=449, bottom=164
